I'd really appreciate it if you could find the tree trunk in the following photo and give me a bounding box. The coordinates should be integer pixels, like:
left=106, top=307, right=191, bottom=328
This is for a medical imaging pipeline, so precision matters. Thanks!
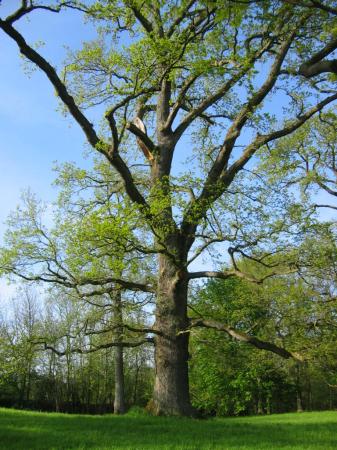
left=266, top=395, right=271, bottom=415
left=114, top=344, right=126, bottom=414
left=152, top=252, right=195, bottom=416
left=296, top=390, right=303, bottom=413
left=256, top=377, right=264, bottom=415
left=296, top=363, right=303, bottom=412
left=133, top=354, right=140, bottom=405
left=307, top=372, right=312, bottom=411
left=113, top=289, right=126, bottom=414
left=26, top=362, right=31, bottom=402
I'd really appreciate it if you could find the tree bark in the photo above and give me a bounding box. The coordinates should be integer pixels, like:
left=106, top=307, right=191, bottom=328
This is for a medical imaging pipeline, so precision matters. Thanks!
left=296, top=391, right=303, bottom=413
left=114, top=344, right=126, bottom=414
left=113, top=290, right=126, bottom=414
left=133, top=354, right=140, bottom=405
left=152, top=249, right=195, bottom=416
left=257, top=378, right=264, bottom=415
left=296, top=363, right=303, bottom=412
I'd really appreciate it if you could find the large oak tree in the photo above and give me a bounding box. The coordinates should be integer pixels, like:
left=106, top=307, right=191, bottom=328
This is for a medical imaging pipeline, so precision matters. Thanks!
left=1, top=0, right=337, bottom=415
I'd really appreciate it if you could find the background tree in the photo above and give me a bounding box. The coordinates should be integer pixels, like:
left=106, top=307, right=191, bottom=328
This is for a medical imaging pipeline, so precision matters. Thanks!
left=0, top=284, right=154, bottom=413
left=0, top=160, right=154, bottom=412
left=189, top=255, right=337, bottom=416
left=0, top=287, right=42, bottom=408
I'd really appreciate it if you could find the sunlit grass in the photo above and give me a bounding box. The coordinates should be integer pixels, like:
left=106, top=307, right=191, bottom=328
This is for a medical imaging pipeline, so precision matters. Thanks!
left=0, top=408, right=336, bottom=449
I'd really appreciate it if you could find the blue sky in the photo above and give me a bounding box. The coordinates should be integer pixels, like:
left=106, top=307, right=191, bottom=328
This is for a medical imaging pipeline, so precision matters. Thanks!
left=0, top=3, right=96, bottom=297
left=0, top=4, right=97, bottom=232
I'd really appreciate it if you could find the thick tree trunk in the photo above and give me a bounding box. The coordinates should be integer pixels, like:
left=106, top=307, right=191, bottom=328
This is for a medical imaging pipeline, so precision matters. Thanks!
left=152, top=252, right=195, bottom=416
left=113, top=290, right=126, bottom=414
left=150, top=119, right=194, bottom=415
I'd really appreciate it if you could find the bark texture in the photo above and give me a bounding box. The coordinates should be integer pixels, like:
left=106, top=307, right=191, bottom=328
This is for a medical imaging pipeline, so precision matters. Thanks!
left=152, top=250, right=195, bottom=416
left=114, top=344, right=126, bottom=414
left=113, top=290, right=126, bottom=414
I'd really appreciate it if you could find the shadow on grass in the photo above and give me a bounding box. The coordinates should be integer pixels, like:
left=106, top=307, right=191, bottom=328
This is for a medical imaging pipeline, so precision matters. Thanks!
left=0, top=409, right=337, bottom=449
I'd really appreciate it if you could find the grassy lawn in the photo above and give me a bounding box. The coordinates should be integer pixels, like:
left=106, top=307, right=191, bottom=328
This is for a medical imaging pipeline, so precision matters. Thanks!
left=0, top=408, right=336, bottom=449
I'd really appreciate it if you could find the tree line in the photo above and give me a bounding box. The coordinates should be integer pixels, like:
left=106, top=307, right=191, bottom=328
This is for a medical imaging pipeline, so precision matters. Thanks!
left=1, top=252, right=337, bottom=416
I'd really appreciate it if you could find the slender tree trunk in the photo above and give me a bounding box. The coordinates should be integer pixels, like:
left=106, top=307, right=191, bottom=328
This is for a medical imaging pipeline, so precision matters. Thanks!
left=256, top=377, right=264, bottom=414
left=26, top=362, right=31, bottom=402
left=133, top=354, right=140, bottom=405
left=113, top=289, right=126, bottom=414
left=307, top=371, right=312, bottom=411
left=152, top=251, right=195, bottom=416
left=329, top=386, right=333, bottom=410
left=114, top=345, right=126, bottom=414
left=66, top=336, right=72, bottom=409
left=296, top=391, right=303, bottom=412
left=18, top=373, right=26, bottom=407
left=296, top=363, right=303, bottom=412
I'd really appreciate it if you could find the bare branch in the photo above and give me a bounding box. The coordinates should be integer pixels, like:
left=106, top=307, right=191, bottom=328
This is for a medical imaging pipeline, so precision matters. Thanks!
left=0, top=19, right=149, bottom=209
left=7, top=267, right=155, bottom=294
left=299, top=35, right=337, bottom=78
left=0, top=18, right=99, bottom=147
left=187, top=267, right=297, bottom=284
left=180, top=27, right=300, bottom=242
left=314, top=203, right=337, bottom=210
left=85, top=323, right=162, bottom=336
left=306, top=0, right=337, bottom=15
left=4, top=1, right=86, bottom=24
left=173, top=33, right=277, bottom=140
left=225, top=91, right=337, bottom=178
left=167, top=0, right=198, bottom=37
left=187, top=237, right=226, bottom=265
left=37, top=338, right=154, bottom=356
left=129, top=3, right=153, bottom=33
left=190, top=319, right=304, bottom=361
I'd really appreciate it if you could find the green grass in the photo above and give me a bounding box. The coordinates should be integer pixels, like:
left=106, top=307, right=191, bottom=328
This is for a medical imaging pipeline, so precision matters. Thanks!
left=0, top=408, right=336, bottom=449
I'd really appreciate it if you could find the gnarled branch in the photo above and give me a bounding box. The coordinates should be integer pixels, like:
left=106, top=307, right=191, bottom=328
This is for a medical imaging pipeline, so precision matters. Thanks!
left=190, top=318, right=304, bottom=361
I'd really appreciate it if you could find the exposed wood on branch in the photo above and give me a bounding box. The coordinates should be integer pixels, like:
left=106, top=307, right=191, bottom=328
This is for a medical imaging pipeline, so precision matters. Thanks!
left=127, top=118, right=155, bottom=162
